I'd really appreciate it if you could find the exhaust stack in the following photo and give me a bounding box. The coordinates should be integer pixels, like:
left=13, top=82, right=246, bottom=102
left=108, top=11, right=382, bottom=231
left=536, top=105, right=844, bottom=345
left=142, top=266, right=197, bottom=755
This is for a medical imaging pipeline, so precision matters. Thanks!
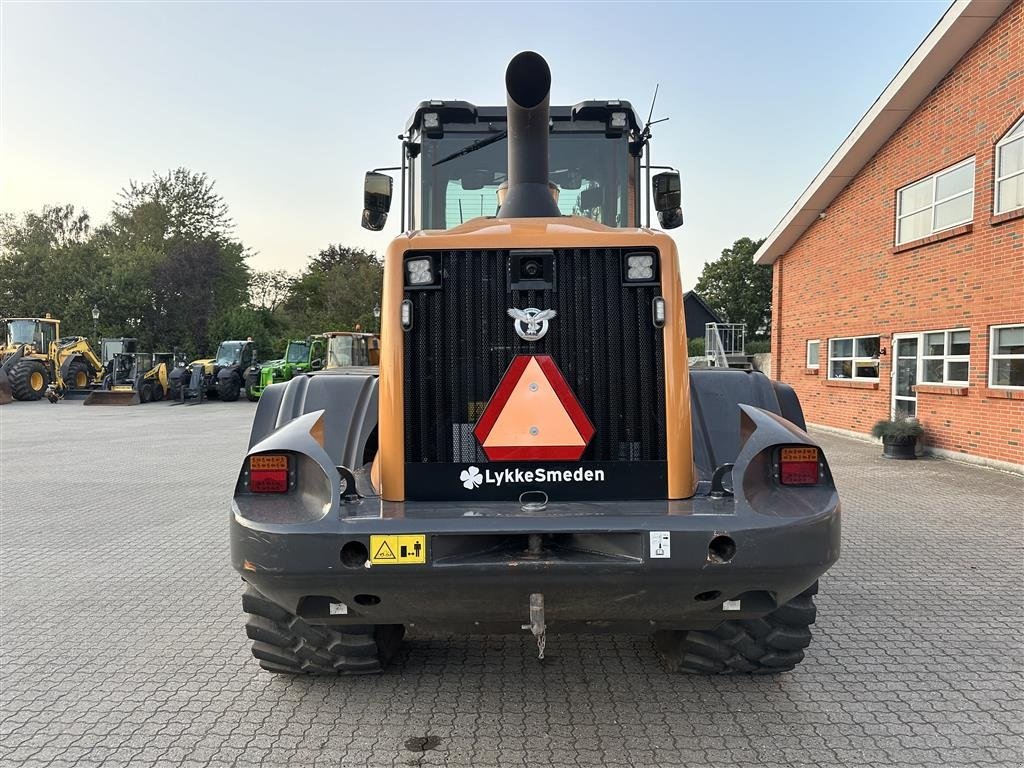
left=497, top=51, right=561, bottom=219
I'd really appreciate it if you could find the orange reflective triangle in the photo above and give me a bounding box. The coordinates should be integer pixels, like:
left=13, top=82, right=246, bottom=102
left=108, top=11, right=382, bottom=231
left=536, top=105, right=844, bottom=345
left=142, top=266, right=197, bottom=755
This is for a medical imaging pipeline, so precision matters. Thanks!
left=483, top=358, right=585, bottom=449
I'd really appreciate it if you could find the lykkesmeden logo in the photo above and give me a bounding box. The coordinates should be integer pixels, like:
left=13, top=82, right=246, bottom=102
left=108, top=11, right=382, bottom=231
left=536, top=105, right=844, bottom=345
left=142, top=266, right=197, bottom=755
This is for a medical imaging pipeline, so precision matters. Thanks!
left=460, top=466, right=484, bottom=490
left=459, top=465, right=606, bottom=490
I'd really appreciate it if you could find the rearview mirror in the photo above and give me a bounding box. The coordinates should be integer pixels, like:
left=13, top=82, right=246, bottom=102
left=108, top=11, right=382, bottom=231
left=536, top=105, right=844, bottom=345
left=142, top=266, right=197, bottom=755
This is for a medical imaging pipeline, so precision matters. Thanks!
left=361, top=172, right=394, bottom=231
left=652, top=171, right=683, bottom=230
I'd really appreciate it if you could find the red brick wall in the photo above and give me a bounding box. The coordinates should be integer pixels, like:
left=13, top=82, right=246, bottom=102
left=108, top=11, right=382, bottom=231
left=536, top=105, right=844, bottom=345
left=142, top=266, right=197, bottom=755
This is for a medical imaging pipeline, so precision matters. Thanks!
left=773, top=0, right=1024, bottom=466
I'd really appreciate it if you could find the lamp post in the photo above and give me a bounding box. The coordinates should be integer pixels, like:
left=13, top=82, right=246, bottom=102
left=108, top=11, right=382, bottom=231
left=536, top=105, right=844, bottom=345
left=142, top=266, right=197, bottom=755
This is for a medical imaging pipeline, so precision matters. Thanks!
left=373, top=304, right=381, bottom=333
left=91, top=305, right=100, bottom=343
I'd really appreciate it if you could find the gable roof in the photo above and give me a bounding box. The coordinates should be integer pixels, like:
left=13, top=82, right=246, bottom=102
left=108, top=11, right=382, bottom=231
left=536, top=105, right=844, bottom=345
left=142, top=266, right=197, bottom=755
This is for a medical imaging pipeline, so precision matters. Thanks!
left=683, top=291, right=723, bottom=323
left=754, top=0, right=1013, bottom=266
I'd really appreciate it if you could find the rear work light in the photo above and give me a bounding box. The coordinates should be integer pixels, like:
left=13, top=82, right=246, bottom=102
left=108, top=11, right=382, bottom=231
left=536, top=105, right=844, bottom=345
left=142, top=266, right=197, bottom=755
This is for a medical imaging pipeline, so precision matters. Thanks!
left=249, top=454, right=290, bottom=493
left=778, top=446, right=822, bottom=486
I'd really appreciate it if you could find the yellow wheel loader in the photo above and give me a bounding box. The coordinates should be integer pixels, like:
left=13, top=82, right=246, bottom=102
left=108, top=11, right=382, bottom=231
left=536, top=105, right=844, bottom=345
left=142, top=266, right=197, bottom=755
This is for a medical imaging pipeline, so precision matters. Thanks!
left=0, top=316, right=104, bottom=402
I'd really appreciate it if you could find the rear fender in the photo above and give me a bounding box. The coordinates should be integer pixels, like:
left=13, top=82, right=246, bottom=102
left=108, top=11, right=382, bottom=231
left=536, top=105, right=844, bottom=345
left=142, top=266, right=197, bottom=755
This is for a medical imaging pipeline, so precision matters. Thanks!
left=732, top=404, right=839, bottom=518
left=690, top=369, right=806, bottom=479
left=239, top=410, right=341, bottom=526
left=249, top=373, right=378, bottom=470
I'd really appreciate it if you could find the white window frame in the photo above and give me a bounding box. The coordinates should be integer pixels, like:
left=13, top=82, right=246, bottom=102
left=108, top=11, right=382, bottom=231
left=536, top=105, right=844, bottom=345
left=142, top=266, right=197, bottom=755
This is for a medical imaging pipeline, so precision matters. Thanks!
left=806, top=339, right=820, bottom=369
left=828, top=335, right=880, bottom=381
left=989, top=323, right=1024, bottom=390
left=995, top=115, right=1024, bottom=215
left=920, top=328, right=970, bottom=386
left=895, top=157, right=975, bottom=245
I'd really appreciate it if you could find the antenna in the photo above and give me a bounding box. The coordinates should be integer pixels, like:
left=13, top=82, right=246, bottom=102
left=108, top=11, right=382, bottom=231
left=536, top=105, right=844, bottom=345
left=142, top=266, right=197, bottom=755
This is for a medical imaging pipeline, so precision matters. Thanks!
left=640, top=84, right=670, bottom=227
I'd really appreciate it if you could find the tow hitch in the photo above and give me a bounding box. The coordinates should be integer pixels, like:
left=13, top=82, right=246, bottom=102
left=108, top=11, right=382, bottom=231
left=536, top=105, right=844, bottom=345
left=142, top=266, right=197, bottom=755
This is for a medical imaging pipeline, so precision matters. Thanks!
left=522, top=593, right=546, bottom=660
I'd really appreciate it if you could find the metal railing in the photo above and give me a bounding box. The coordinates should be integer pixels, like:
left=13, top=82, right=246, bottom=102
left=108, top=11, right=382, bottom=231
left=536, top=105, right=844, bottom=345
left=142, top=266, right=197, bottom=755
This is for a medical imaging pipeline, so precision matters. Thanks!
left=705, top=323, right=746, bottom=367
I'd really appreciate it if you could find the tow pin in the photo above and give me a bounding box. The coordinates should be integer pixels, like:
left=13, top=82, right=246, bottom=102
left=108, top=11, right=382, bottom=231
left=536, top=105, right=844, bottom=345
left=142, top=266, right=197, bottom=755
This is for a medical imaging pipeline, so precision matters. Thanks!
left=522, top=593, right=546, bottom=660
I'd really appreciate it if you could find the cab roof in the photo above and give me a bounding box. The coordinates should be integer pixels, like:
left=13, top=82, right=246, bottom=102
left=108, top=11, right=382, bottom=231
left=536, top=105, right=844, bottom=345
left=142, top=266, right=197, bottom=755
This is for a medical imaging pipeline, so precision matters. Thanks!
left=407, top=100, right=642, bottom=134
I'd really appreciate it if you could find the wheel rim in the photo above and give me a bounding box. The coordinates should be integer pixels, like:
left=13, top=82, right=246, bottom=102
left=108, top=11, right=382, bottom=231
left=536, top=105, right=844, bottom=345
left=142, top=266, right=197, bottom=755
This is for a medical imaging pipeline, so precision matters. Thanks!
left=30, top=371, right=44, bottom=391
left=74, top=371, right=87, bottom=387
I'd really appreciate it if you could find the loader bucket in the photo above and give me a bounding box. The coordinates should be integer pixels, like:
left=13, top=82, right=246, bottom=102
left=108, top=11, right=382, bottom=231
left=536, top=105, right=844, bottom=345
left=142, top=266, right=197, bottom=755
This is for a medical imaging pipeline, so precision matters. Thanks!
left=0, top=371, right=12, bottom=405
left=0, top=346, right=26, bottom=406
left=83, top=390, right=141, bottom=406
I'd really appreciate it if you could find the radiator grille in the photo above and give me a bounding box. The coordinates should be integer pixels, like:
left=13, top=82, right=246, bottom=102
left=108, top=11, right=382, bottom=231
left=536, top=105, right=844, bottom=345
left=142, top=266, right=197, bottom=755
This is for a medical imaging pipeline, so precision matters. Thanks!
left=402, top=248, right=666, bottom=464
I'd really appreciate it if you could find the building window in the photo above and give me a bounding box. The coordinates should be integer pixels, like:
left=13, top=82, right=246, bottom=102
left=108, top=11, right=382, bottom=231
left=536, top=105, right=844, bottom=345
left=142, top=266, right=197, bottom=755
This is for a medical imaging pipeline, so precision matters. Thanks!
left=806, top=339, right=820, bottom=369
left=921, top=329, right=970, bottom=385
left=989, top=324, right=1024, bottom=389
left=895, top=158, right=975, bottom=244
left=995, top=115, right=1024, bottom=215
left=829, top=335, right=880, bottom=380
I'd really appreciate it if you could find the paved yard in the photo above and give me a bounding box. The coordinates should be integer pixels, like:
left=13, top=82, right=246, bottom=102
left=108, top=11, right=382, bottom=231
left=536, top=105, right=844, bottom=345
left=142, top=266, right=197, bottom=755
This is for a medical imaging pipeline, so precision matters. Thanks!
left=1, top=399, right=1021, bottom=768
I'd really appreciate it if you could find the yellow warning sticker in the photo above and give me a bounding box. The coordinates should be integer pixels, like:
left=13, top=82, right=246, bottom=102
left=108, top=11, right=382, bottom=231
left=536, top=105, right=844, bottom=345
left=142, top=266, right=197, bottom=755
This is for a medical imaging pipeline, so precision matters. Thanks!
left=369, top=535, right=426, bottom=565
left=781, top=446, right=819, bottom=463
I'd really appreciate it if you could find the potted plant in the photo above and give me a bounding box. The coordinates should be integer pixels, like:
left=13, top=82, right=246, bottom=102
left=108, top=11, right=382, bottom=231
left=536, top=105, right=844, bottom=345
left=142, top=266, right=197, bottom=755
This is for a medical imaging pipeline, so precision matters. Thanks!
left=871, top=417, right=924, bottom=460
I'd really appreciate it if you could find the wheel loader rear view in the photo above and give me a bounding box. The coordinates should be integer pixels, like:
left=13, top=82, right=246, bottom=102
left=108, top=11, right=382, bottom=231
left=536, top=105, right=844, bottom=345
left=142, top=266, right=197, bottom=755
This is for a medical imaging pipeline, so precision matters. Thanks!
left=231, top=52, right=840, bottom=676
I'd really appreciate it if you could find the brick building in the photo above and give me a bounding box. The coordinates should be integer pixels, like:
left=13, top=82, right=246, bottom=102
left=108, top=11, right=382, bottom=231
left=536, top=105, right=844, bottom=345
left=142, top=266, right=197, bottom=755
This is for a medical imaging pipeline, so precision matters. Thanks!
left=755, top=0, right=1023, bottom=472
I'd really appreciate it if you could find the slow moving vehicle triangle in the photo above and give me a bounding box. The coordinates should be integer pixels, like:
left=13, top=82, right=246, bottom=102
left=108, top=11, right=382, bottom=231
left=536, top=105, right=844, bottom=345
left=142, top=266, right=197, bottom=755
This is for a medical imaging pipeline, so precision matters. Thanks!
left=474, top=355, right=594, bottom=461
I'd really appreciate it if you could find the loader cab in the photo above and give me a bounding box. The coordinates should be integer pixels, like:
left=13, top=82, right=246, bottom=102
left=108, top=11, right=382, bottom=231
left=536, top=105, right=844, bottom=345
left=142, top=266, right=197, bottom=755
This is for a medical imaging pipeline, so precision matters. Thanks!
left=3, top=318, right=59, bottom=354
left=215, top=340, right=254, bottom=370
left=363, top=101, right=683, bottom=232
left=325, top=333, right=377, bottom=369
left=101, top=338, right=137, bottom=365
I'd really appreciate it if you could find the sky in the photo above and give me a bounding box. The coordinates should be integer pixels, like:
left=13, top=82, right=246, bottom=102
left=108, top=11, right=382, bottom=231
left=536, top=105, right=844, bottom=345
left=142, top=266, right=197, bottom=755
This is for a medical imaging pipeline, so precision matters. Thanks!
left=2, top=0, right=950, bottom=290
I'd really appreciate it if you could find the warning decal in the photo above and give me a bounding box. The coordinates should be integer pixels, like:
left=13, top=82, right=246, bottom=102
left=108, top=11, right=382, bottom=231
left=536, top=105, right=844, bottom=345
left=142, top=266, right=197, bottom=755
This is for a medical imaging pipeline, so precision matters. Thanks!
left=369, top=535, right=427, bottom=565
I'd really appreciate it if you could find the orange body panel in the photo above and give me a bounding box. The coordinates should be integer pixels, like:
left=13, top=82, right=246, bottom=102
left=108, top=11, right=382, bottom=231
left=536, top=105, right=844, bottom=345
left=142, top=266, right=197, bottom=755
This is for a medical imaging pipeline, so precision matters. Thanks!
left=378, top=216, right=696, bottom=501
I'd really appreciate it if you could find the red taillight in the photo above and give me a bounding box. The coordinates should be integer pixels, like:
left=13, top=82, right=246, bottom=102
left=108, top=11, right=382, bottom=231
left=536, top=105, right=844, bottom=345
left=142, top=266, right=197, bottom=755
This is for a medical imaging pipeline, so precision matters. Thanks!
left=249, top=454, right=289, bottom=493
left=779, top=446, right=821, bottom=486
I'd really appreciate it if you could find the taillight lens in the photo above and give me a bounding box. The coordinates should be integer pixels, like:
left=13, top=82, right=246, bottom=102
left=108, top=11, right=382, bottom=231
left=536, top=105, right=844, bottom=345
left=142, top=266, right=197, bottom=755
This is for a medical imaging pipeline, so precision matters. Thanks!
left=779, top=446, right=821, bottom=486
left=249, top=454, right=290, bottom=493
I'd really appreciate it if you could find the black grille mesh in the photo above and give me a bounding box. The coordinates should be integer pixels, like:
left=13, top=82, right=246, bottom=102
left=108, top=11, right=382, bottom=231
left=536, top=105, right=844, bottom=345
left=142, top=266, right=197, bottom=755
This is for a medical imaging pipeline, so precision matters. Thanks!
left=403, top=248, right=666, bottom=463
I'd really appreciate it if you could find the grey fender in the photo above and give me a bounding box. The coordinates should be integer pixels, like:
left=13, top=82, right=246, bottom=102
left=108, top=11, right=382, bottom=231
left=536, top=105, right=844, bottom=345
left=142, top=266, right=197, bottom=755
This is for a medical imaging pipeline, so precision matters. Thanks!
left=689, top=369, right=805, bottom=480
left=248, top=371, right=378, bottom=470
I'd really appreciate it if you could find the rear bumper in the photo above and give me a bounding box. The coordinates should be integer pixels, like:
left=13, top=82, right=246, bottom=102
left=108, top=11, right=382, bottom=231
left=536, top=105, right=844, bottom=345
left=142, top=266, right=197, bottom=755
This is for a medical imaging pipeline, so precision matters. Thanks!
left=230, top=494, right=840, bottom=632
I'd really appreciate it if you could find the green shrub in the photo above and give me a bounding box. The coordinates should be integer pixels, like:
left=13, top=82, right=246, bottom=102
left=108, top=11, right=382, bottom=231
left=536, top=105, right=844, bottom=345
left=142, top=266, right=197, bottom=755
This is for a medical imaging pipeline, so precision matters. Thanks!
left=870, top=418, right=924, bottom=439
left=688, top=338, right=705, bottom=357
left=746, top=340, right=771, bottom=354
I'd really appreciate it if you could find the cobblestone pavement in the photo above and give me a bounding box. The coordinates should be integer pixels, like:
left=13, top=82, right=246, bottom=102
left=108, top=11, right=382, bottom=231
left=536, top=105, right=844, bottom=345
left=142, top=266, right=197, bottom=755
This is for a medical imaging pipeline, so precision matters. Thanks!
left=1, top=400, right=1022, bottom=767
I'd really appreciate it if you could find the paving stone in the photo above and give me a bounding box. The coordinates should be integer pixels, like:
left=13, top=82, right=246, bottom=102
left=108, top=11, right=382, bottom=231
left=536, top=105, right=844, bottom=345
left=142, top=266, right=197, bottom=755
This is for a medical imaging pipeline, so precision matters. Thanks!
left=0, top=401, right=1021, bottom=766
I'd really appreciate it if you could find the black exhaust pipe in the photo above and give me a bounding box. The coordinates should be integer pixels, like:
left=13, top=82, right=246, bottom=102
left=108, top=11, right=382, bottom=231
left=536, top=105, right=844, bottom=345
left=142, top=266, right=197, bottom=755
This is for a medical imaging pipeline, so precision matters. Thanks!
left=497, top=51, right=561, bottom=219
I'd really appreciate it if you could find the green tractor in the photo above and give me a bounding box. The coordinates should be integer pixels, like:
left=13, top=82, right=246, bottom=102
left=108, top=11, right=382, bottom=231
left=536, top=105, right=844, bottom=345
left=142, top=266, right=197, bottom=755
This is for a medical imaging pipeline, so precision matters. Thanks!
left=245, top=336, right=325, bottom=401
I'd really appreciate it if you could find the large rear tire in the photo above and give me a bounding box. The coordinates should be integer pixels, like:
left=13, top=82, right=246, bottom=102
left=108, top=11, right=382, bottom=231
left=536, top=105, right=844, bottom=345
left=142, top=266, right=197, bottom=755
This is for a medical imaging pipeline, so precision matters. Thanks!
left=218, top=372, right=240, bottom=402
left=242, top=586, right=404, bottom=675
left=9, top=360, right=49, bottom=401
left=653, top=582, right=818, bottom=674
left=65, top=360, right=92, bottom=389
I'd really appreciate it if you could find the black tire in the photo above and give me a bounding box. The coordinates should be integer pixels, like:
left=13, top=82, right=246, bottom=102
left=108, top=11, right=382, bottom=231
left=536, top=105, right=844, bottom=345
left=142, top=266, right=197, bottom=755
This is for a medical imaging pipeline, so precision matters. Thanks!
left=9, top=360, right=49, bottom=401
left=653, top=582, right=818, bottom=674
left=218, top=372, right=240, bottom=402
left=65, top=360, right=92, bottom=390
left=139, top=382, right=153, bottom=403
left=246, top=387, right=259, bottom=402
left=151, top=382, right=164, bottom=402
left=242, top=586, right=404, bottom=675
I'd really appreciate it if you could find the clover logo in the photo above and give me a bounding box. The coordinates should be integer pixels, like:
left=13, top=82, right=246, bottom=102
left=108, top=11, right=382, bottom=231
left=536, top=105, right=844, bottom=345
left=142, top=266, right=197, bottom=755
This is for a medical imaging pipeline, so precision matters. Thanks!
left=460, top=466, right=483, bottom=490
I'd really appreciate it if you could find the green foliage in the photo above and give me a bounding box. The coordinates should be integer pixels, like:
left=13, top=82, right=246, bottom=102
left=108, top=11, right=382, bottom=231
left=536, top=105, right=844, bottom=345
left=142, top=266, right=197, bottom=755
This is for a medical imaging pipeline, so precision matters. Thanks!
left=282, top=245, right=383, bottom=334
left=694, top=237, right=772, bottom=339
left=870, top=418, right=924, bottom=439
left=687, top=337, right=705, bottom=357
left=746, top=340, right=771, bottom=354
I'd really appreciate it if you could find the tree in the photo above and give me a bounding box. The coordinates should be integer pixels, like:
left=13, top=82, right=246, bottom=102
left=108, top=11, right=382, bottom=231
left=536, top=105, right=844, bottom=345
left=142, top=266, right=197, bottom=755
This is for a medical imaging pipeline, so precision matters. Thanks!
left=0, top=205, right=110, bottom=337
left=283, top=246, right=383, bottom=334
left=248, top=269, right=294, bottom=312
left=112, top=168, right=232, bottom=240
left=98, top=169, right=251, bottom=355
left=694, top=237, right=772, bottom=339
